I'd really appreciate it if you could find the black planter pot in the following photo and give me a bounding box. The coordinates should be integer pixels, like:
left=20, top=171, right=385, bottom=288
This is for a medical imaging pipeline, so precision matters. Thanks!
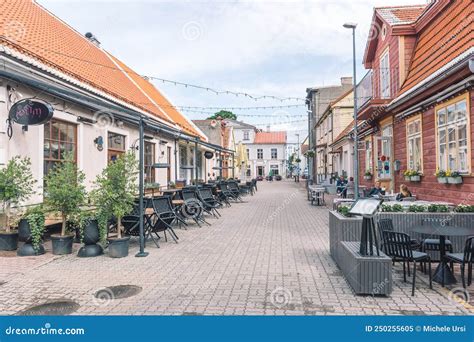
left=17, top=243, right=46, bottom=256
left=77, top=219, right=103, bottom=258
left=18, top=219, right=31, bottom=242
left=107, top=236, right=130, bottom=258
left=51, top=234, right=74, bottom=255
left=0, top=231, right=18, bottom=251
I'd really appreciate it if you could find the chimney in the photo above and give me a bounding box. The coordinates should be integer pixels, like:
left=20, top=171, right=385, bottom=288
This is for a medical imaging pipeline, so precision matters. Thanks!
left=340, top=77, right=353, bottom=86
left=85, top=32, right=101, bottom=47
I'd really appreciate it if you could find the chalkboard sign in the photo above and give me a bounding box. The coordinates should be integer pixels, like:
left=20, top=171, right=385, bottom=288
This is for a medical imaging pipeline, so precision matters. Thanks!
left=9, top=99, right=54, bottom=126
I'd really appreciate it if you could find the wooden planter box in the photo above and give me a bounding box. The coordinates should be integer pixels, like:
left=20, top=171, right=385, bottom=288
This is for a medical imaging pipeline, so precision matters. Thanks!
left=329, top=211, right=362, bottom=265
left=339, top=241, right=392, bottom=296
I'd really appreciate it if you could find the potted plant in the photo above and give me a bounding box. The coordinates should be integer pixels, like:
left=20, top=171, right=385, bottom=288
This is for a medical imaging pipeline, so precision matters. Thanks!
left=303, top=150, right=315, bottom=158
left=447, top=170, right=462, bottom=184
left=403, top=170, right=411, bottom=181
left=17, top=205, right=46, bottom=256
left=364, top=170, right=372, bottom=180
left=0, top=156, right=36, bottom=251
left=295, top=158, right=302, bottom=163
left=44, top=153, right=86, bottom=255
left=168, top=181, right=176, bottom=189
left=435, top=169, right=448, bottom=184
left=91, top=151, right=137, bottom=258
left=74, top=209, right=106, bottom=258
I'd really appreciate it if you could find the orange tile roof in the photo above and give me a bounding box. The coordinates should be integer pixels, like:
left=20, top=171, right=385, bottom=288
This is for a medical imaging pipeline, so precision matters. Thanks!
left=398, top=0, right=474, bottom=95
left=253, top=131, right=287, bottom=144
left=0, top=0, right=204, bottom=139
left=376, top=5, right=426, bottom=25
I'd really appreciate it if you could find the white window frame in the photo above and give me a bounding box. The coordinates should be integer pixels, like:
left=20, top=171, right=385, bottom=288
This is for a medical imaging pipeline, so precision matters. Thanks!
left=406, top=116, right=423, bottom=172
left=271, top=148, right=278, bottom=159
left=257, top=148, right=263, bottom=160
left=379, top=50, right=391, bottom=99
left=243, top=131, right=249, bottom=141
left=436, top=95, right=470, bottom=173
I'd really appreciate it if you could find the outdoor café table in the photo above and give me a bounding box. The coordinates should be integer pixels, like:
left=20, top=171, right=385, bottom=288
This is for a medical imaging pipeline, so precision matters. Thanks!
left=161, top=189, right=182, bottom=200
left=410, top=225, right=473, bottom=285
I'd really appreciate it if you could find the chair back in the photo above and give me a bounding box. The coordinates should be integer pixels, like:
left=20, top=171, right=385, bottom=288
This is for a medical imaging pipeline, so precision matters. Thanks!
left=199, top=188, right=214, bottom=200
left=182, top=189, right=197, bottom=201
left=152, top=196, right=173, bottom=214
left=377, top=218, right=394, bottom=237
left=382, top=231, right=413, bottom=260
left=463, top=236, right=474, bottom=264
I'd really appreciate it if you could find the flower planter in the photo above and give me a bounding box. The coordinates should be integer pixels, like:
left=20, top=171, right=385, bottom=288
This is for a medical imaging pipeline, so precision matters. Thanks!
left=0, top=231, right=18, bottom=251
left=404, top=176, right=411, bottom=181
left=16, top=219, right=46, bottom=256
left=328, top=211, right=362, bottom=265
left=447, top=177, right=462, bottom=184
left=107, top=236, right=130, bottom=258
left=77, top=219, right=103, bottom=258
left=364, top=176, right=372, bottom=181
left=437, top=177, right=448, bottom=184
left=51, top=234, right=74, bottom=255
left=410, top=175, right=421, bottom=182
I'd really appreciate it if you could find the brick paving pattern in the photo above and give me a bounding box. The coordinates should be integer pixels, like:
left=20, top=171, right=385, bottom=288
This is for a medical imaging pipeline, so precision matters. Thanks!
left=0, top=180, right=471, bottom=315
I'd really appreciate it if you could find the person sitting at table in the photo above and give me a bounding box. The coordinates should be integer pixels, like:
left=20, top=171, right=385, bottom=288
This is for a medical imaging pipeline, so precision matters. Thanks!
left=396, top=184, right=412, bottom=201
left=368, top=180, right=385, bottom=196
left=336, top=176, right=348, bottom=197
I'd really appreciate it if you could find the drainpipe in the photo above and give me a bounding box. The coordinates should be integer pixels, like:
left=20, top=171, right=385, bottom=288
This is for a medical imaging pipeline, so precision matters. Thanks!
left=231, top=152, right=235, bottom=178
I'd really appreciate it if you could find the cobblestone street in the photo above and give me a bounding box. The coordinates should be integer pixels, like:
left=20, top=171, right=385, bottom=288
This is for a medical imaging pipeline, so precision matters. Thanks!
left=0, top=180, right=471, bottom=316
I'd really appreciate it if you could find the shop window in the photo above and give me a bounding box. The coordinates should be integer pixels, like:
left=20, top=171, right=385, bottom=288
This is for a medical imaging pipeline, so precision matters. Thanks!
left=376, top=125, right=392, bottom=179
left=44, top=119, right=77, bottom=176
left=437, top=97, right=469, bottom=173
left=270, top=165, right=279, bottom=176
left=179, top=145, right=188, bottom=179
left=365, top=140, right=373, bottom=173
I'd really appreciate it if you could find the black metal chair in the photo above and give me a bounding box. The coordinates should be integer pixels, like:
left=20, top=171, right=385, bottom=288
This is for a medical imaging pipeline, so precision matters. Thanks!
left=443, top=236, right=474, bottom=288
left=182, top=189, right=210, bottom=227
left=227, top=181, right=244, bottom=202
left=219, top=182, right=240, bottom=202
left=198, top=187, right=221, bottom=218
left=122, top=200, right=160, bottom=248
left=382, top=230, right=432, bottom=296
left=420, top=218, right=453, bottom=262
left=150, top=196, right=179, bottom=243
left=377, top=218, right=421, bottom=252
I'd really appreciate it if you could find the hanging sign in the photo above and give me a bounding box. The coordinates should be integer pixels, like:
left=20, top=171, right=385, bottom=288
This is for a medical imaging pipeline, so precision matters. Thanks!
left=9, top=99, right=54, bottom=126
left=204, top=151, right=214, bottom=159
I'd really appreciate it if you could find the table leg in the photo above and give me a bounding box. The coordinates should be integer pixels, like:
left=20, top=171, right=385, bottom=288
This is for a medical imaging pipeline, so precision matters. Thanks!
left=432, top=235, right=457, bottom=285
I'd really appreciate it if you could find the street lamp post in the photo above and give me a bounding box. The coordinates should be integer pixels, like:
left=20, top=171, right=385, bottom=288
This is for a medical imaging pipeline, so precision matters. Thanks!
left=343, top=22, right=359, bottom=200
left=296, top=133, right=300, bottom=183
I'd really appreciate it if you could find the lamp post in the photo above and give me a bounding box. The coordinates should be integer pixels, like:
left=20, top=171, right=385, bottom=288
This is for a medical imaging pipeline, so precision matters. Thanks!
left=343, top=22, right=359, bottom=200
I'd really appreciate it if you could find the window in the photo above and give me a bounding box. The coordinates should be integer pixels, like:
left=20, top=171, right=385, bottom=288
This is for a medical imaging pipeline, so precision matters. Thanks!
left=196, top=151, right=203, bottom=179
left=376, top=125, right=392, bottom=179
left=243, top=131, right=249, bottom=141
left=179, top=145, right=188, bottom=179
left=270, top=165, right=279, bottom=176
left=108, top=132, right=126, bottom=163
left=271, top=148, right=277, bottom=159
left=144, top=142, right=155, bottom=183
left=437, top=97, right=469, bottom=173
left=257, top=149, right=263, bottom=159
left=44, top=119, right=77, bottom=175
left=379, top=50, right=390, bottom=98
left=246, top=148, right=249, bottom=160
left=365, top=140, right=373, bottom=173
left=406, top=118, right=422, bottom=172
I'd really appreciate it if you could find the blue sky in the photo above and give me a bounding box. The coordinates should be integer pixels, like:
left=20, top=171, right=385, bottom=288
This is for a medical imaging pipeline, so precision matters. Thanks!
left=39, top=0, right=424, bottom=143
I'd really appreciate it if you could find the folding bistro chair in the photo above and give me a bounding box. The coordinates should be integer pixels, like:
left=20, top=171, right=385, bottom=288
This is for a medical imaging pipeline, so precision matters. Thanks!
left=198, top=187, right=221, bottom=218
left=150, top=196, right=180, bottom=243
left=182, top=189, right=210, bottom=227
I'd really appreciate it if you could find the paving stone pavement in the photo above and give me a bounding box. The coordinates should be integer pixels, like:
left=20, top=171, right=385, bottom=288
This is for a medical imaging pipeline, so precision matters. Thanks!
left=0, top=180, right=472, bottom=316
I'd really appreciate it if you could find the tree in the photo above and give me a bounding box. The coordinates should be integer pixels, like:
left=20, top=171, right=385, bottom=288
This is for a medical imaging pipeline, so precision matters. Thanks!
left=44, top=153, right=86, bottom=237
left=0, top=156, right=36, bottom=232
left=91, top=151, right=138, bottom=239
left=207, top=110, right=237, bottom=120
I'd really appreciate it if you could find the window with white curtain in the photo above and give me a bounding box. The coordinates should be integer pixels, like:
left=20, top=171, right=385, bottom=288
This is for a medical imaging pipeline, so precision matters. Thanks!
left=406, top=118, right=422, bottom=171
left=437, top=98, right=469, bottom=173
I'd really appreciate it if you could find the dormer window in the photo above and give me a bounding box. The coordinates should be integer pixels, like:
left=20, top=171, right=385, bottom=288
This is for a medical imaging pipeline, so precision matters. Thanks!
left=380, top=50, right=391, bottom=99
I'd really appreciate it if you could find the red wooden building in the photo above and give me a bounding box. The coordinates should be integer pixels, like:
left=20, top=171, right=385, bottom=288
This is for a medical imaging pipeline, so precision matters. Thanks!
left=355, top=0, right=473, bottom=204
